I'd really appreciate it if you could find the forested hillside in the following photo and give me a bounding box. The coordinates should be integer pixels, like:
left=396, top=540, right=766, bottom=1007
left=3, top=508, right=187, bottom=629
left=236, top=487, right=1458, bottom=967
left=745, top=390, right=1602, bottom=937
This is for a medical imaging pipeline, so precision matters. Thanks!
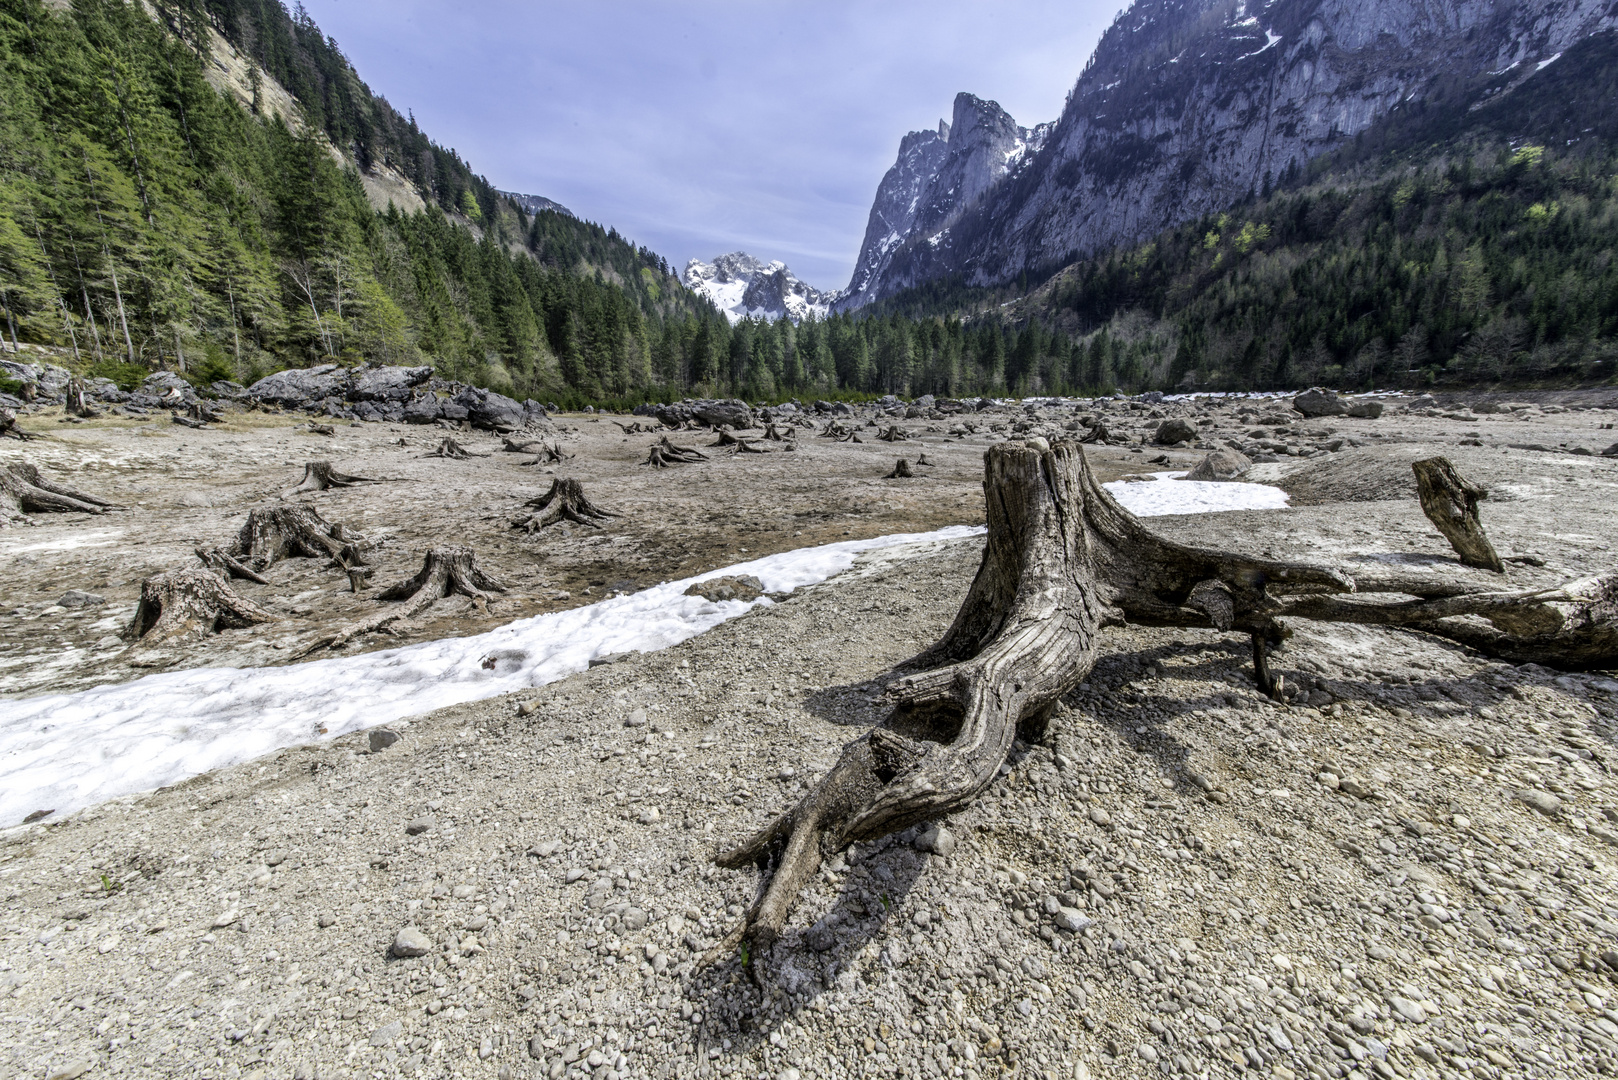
left=0, top=0, right=717, bottom=404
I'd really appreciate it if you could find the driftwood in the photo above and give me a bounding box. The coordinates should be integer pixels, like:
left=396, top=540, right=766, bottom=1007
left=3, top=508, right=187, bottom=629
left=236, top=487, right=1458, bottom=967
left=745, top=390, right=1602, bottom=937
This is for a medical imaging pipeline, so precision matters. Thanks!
left=713, top=439, right=1618, bottom=952
left=307, top=422, right=336, bottom=436
left=172, top=414, right=208, bottom=429
left=512, top=478, right=617, bottom=532
left=124, top=568, right=274, bottom=644
left=515, top=441, right=572, bottom=465
left=643, top=436, right=707, bottom=468
left=613, top=421, right=656, bottom=435
left=1, top=462, right=121, bottom=526
left=1413, top=457, right=1503, bottom=572
left=195, top=545, right=270, bottom=585
left=283, top=460, right=379, bottom=497
left=230, top=504, right=369, bottom=572
left=306, top=546, right=506, bottom=652
left=883, top=458, right=916, bottom=479
left=427, top=437, right=487, bottom=459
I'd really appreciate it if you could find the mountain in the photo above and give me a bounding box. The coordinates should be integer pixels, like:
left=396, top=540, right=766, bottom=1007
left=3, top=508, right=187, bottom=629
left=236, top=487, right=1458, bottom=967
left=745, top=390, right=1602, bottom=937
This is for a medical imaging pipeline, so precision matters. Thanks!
left=840, top=0, right=1618, bottom=309
left=498, top=191, right=574, bottom=219
left=683, top=253, right=841, bottom=324
left=836, top=93, right=1050, bottom=312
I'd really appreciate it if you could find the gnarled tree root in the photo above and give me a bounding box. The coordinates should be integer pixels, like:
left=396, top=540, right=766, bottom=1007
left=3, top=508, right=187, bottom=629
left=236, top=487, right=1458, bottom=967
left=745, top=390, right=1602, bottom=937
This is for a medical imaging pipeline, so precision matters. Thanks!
left=304, top=546, right=507, bottom=653
left=1413, top=457, right=1503, bottom=572
left=230, top=505, right=371, bottom=572
left=124, top=568, right=274, bottom=645
left=426, top=437, right=487, bottom=459
left=1, top=407, right=38, bottom=440
left=1, top=462, right=122, bottom=526
left=284, top=460, right=379, bottom=496
left=713, top=439, right=1618, bottom=952
left=877, top=426, right=912, bottom=442
left=643, top=436, right=708, bottom=467
left=513, top=478, right=618, bottom=532
left=195, top=546, right=270, bottom=585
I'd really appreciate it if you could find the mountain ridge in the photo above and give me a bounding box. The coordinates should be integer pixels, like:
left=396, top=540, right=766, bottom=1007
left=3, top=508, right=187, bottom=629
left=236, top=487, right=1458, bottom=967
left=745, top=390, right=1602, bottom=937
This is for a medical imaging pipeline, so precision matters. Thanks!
left=684, top=253, right=841, bottom=324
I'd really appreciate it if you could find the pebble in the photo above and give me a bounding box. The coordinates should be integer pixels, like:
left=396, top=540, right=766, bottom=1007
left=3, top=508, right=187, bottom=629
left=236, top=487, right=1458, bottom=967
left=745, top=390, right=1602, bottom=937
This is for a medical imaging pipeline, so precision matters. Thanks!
left=368, top=727, right=401, bottom=751
left=405, top=814, right=436, bottom=835
left=1515, top=789, right=1563, bottom=816
left=1088, top=808, right=1112, bottom=827
left=391, top=926, right=433, bottom=958
left=624, top=709, right=647, bottom=727
left=1390, top=996, right=1428, bottom=1023
left=914, top=823, right=957, bottom=857
left=370, top=1020, right=402, bottom=1047
left=45, top=1064, right=90, bottom=1080
left=55, top=590, right=104, bottom=609
left=621, top=908, right=648, bottom=930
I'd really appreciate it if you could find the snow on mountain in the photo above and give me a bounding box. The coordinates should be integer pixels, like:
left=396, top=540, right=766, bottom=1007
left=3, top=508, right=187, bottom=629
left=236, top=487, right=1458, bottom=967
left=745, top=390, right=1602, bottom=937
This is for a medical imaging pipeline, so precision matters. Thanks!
left=498, top=190, right=573, bottom=218
left=683, top=252, right=841, bottom=324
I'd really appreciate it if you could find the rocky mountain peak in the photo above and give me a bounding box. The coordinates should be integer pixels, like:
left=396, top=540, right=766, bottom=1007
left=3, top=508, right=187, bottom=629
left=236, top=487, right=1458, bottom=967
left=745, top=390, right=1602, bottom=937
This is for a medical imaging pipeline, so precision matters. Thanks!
left=683, top=253, right=840, bottom=324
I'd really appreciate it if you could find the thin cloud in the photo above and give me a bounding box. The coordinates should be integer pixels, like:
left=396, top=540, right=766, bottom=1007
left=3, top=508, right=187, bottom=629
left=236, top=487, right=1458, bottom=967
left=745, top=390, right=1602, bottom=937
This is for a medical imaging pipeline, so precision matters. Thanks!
left=302, top=1, right=1115, bottom=291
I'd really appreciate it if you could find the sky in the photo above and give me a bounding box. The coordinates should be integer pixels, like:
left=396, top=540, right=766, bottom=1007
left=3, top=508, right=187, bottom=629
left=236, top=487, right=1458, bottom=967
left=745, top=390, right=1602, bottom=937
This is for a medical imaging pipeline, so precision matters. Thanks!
left=298, top=1, right=1118, bottom=292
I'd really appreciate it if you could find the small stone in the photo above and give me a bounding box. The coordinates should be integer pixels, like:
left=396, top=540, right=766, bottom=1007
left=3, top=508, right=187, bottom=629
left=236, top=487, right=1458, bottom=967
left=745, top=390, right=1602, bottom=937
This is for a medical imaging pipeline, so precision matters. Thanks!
left=564, top=868, right=586, bottom=883
left=1390, top=996, right=1427, bottom=1023
left=45, top=1064, right=90, bottom=1080
left=1054, top=907, right=1092, bottom=932
left=528, top=840, right=563, bottom=858
left=621, top=908, right=648, bottom=931
left=1088, top=808, right=1113, bottom=827
left=405, top=815, right=436, bottom=835
left=1184, top=448, right=1251, bottom=482
left=529, top=1035, right=547, bottom=1060
left=624, top=709, right=647, bottom=728
left=683, top=575, right=766, bottom=603
left=317, top=914, right=337, bottom=928
left=638, top=806, right=661, bottom=824
left=264, top=848, right=287, bottom=867
left=391, top=926, right=433, bottom=958
left=914, top=824, right=957, bottom=857
left=1515, top=789, right=1562, bottom=816
left=517, top=700, right=542, bottom=717
left=370, top=1019, right=403, bottom=1047
left=368, top=728, right=401, bottom=752
left=212, top=908, right=240, bottom=929
left=1338, top=776, right=1376, bottom=800
left=56, top=590, right=105, bottom=609
left=97, top=934, right=120, bottom=954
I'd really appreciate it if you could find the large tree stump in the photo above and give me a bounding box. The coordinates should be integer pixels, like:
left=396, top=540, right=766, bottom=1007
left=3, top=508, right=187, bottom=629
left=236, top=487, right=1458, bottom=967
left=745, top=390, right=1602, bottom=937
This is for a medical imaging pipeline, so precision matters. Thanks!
left=230, top=505, right=369, bottom=572
left=714, top=439, right=1618, bottom=951
left=307, top=546, right=507, bottom=652
left=1, top=462, right=121, bottom=526
left=284, top=460, right=378, bottom=496
left=512, top=478, right=617, bottom=532
left=124, top=568, right=274, bottom=644
left=426, top=437, right=487, bottom=459
left=64, top=378, right=98, bottom=418
left=1413, top=457, right=1504, bottom=572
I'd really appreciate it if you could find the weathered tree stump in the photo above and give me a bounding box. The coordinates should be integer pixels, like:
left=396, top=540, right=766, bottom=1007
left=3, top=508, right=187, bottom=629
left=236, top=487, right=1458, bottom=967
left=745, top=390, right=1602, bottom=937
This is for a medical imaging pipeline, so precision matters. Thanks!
left=230, top=505, right=369, bottom=572
left=643, top=436, right=707, bottom=467
left=877, top=425, right=911, bottom=442
left=307, top=422, right=336, bottom=436
left=710, top=430, right=746, bottom=448
left=124, top=568, right=274, bottom=644
left=188, top=401, right=224, bottom=424
left=713, top=439, right=1618, bottom=951
left=1080, top=420, right=1110, bottom=444
left=915, top=453, right=935, bottom=467
left=427, top=437, right=486, bottom=459
left=309, top=546, right=507, bottom=652
left=1412, top=457, right=1503, bottom=572
left=195, top=546, right=270, bottom=585
left=283, top=460, right=380, bottom=497
left=64, top=378, right=98, bottom=418
left=1, top=462, right=121, bottom=526
left=884, top=459, right=916, bottom=479
left=614, top=421, right=656, bottom=434
left=172, top=413, right=208, bottom=429
left=512, top=478, right=618, bottom=532
left=502, top=437, right=544, bottom=454
left=0, top=407, right=36, bottom=440
left=762, top=423, right=794, bottom=442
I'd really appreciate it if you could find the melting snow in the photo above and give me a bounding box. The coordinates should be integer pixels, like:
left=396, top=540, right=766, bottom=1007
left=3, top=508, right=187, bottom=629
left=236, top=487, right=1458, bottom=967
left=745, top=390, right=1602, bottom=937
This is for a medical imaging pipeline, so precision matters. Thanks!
left=1536, top=52, right=1563, bottom=72
left=1237, top=30, right=1283, bottom=61
left=1105, top=471, right=1290, bottom=517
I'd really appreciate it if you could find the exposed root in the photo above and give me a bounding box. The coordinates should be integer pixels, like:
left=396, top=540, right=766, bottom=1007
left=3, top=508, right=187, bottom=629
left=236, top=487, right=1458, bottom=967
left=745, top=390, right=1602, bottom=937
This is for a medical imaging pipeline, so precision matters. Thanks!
left=195, top=546, right=271, bottom=585
left=283, top=460, right=380, bottom=497
left=512, top=478, right=618, bottom=532
left=1413, top=456, right=1503, bottom=572
left=0, top=407, right=38, bottom=440
left=643, top=436, right=708, bottom=467
left=877, top=426, right=912, bottom=442
left=1, top=462, right=122, bottom=526
left=426, top=437, right=487, bottom=459
left=306, top=546, right=507, bottom=653
left=230, top=505, right=370, bottom=572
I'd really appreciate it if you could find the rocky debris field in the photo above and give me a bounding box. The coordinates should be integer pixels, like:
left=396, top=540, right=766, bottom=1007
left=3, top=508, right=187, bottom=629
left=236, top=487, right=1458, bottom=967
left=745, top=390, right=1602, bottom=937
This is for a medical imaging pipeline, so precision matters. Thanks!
left=2, top=369, right=1618, bottom=1080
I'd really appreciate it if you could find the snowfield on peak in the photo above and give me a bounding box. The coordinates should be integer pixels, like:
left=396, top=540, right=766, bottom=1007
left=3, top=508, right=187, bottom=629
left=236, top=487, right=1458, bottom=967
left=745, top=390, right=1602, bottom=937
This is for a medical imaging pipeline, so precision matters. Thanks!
left=683, top=252, right=841, bottom=324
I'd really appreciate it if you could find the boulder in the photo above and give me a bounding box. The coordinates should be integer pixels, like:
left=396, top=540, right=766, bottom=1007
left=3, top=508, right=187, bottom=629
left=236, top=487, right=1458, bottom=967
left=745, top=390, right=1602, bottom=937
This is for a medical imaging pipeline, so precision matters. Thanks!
left=1345, top=398, right=1384, bottom=419
left=1184, top=448, right=1252, bottom=482
left=248, top=365, right=346, bottom=407
left=691, top=398, right=752, bottom=430
left=1601, top=442, right=1618, bottom=459
left=1153, top=418, right=1198, bottom=445
left=1292, top=388, right=1347, bottom=417
left=1407, top=394, right=1437, bottom=410
left=683, top=575, right=765, bottom=603
left=351, top=365, right=431, bottom=402
left=452, top=387, right=525, bottom=431
left=402, top=395, right=444, bottom=424
left=209, top=380, right=248, bottom=400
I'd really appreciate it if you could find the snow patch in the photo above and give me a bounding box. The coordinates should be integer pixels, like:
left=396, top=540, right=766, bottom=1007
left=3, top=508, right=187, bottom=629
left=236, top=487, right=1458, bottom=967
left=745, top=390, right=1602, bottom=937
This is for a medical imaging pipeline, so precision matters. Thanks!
left=1104, top=471, right=1290, bottom=517
left=1536, top=52, right=1563, bottom=72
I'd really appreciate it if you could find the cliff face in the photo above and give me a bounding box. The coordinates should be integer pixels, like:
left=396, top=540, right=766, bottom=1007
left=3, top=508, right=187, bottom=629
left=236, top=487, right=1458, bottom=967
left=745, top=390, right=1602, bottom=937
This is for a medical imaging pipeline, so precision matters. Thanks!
left=841, top=0, right=1618, bottom=309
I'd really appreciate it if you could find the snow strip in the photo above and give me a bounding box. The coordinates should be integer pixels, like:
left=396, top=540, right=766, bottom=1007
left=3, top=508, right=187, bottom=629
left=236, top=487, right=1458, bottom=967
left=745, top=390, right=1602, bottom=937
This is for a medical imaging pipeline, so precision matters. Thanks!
left=0, top=526, right=985, bottom=826
left=1105, top=470, right=1290, bottom=516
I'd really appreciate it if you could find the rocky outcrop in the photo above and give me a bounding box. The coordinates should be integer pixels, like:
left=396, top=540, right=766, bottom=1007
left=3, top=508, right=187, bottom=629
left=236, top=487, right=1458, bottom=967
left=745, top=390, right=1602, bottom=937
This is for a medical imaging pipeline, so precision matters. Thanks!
left=841, top=0, right=1618, bottom=308
left=634, top=398, right=755, bottom=430
left=683, top=254, right=839, bottom=324
left=241, top=364, right=551, bottom=431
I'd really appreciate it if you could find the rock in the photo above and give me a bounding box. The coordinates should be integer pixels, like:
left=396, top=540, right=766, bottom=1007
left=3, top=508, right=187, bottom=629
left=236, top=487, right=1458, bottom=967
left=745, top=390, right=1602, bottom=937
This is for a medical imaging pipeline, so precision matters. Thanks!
left=1390, top=997, right=1427, bottom=1023
left=1292, top=388, right=1348, bottom=417
left=1338, top=776, right=1376, bottom=800
left=806, top=919, right=837, bottom=952
left=55, top=590, right=105, bottom=609
left=405, top=815, right=436, bottom=835
left=1408, top=394, right=1437, bottom=410
left=637, top=806, right=662, bottom=824
left=624, top=709, right=647, bottom=728
left=402, top=395, right=444, bottom=424
left=1346, top=398, right=1384, bottom=419
left=1184, top=448, right=1251, bottom=482
left=1601, top=442, right=1618, bottom=459
left=248, top=365, right=346, bottom=407
left=368, top=728, right=400, bottom=752
left=1514, top=789, right=1562, bottom=816
left=452, top=387, right=527, bottom=431
left=692, top=398, right=753, bottom=430
left=212, top=908, right=240, bottom=928
left=1053, top=907, right=1092, bottom=932
left=684, top=575, right=765, bottom=603
left=1153, top=418, right=1198, bottom=445
left=391, top=926, right=433, bottom=958
left=370, top=1019, right=404, bottom=1046
left=350, top=365, right=431, bottom=402
left=1088, top=807, right=1113, bottom=827
left=914, top=823, right=957, bottom=858
left=621, top=908, right=648, bottom=931
left=528, top=840, right=563, bottom=857
left=45, top=1064, right=91, bottom=1080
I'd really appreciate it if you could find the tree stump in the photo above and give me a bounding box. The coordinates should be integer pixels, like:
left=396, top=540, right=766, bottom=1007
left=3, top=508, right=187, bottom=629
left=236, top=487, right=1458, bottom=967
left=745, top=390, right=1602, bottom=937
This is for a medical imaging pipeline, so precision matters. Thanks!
left=1, top=463, right=121, bottom=526
left=308, top=546, right=508, bottom=652
left=915, top=453, right=935, bottom=467
left=512, top=478, right=618, bottom=532
left=426, top=437, right=487, bottom=459
left=0, top=407, right=36, bottom=440
left=643, top=436, right=707, bottom=467
left=195, top=546, right=270, bottom=585
left=502, top=437, right=544, bottom=454
left=188, top=401, right=224, bottom=424
left=124, top=568, right=274, bottom=644
left=1412, top=457, right=1504, bottom=572
left=884, top=459, right=916, bottom=479
left=230, top=505, right=368, bottom=572
left=709, top=430, right=745, bottom=448
left=877, top=425, right=911, bottom=442
left=64, top=378, right=98, bottom=418
left=713, top=438, right=1618, bottom=951
left=283, top=461, right=380, bottom=496
left=762, top=423, right=794, bottom=442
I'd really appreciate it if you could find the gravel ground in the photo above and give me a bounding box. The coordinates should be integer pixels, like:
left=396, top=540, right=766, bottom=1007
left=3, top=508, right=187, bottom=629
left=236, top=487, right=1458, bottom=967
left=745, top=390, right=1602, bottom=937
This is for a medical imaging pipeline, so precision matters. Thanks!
left=2, top=390, right=1618, bottom=1080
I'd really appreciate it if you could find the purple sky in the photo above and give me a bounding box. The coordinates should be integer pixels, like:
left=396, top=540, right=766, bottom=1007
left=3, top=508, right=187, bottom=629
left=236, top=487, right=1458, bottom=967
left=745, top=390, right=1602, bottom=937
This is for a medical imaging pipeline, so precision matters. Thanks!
left=299, top=0, right=1115, bottom=292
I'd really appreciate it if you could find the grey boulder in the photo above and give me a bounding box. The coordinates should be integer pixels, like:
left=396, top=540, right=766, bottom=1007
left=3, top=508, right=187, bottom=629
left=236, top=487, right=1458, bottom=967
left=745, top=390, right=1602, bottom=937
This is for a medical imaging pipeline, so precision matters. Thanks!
left=1345, top=398, right=1384, bottom=419
left=1292, top=388, right=1348, bottom=417
left=1153, top=418, right=1198, bottom=445
left=351, top=365, right=431, bottom=402
left=1184, top=448, right=1252, bottom=482
left=452, top=387, right=526, bottom=431
left=248, top=365, right=346, bottom=406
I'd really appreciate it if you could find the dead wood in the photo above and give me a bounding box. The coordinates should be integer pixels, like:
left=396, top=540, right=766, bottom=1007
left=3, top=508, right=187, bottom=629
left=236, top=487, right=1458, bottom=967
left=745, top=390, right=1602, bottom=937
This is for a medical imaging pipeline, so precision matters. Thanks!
left=307, top=546, right=507, bottom=652
left=307, top=422, right=336, bottom=436
left=188, top=401, right=224, bottom=424
left=283, top=460, right=380, bottom=496
left=883, top=459, right=916, bottom=479
left=0, top=407, right=37, bottom=440
left=1, top=462, right=121, bottom=525
left=64, top=378, right=99, bottom=418
left=172, top=414, right=208, bottom=429
left=502, top=437, right=544, bottom=454
left=230, top=504, right=369, bottom=572
left=195, top=545, right=270, bottom=585
left=714, top=438, right=1618, bottom=950
left=515, top=441, right=572, bottom=465
left=877, top=425, right=911, bottom=442
left=512, top=477, right=617, bottom=532
left=614, top=421, right=656, bottom=435
left=709, top=430, right=745, bottom=448
left=1413, top=457, right=1504, bottom=572
left=915, top=453, right=935, bottom=467
left=762, top=423, right=794, bottom=442
left=426, top=437, right=487, bottom=459
left=643, top=436, right=707, bottom=467
left=124, top=568, right=274, bottom=644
